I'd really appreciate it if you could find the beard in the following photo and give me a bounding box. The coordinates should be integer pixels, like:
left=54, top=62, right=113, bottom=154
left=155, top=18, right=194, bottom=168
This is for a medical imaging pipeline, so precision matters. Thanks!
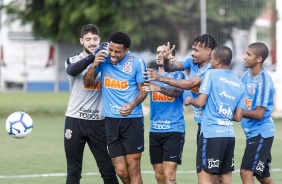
left=84, top=46, right=93, bottom=54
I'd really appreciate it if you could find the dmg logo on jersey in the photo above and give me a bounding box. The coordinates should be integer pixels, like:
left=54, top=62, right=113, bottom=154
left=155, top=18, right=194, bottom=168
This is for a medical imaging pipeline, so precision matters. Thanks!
left=256, top=160, right=265, bottom=172
left=217, top=102, right=233, bottom=118
left=83, top=82, right=102, bottom=90
left=123, top=62, right=132, bottom=73
left=104, top=77, right=128, bottom=90
left=244, top=97, right=252, bottom=110
left=207, top=158, right=220, bottom=169
left=152, top=92, right=174, bottom=102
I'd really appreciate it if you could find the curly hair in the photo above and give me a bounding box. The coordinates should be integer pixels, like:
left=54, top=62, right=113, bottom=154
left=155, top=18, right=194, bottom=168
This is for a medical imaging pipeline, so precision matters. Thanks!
left=192, top=34, right=217, bottom=50
left=109, top=31, right=131, bottom=49
left=80, top=24, right=99, bottom=38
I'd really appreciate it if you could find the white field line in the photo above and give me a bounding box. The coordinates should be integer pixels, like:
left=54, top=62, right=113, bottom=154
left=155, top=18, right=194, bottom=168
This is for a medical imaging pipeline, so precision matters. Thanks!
left=0, top=169, right=282, bottom=179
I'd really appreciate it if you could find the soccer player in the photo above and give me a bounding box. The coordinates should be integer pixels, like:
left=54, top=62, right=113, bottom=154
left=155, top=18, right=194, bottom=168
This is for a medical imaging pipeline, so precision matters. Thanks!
left=83, top=31, right=148, bottom=184
left=144, top=34, right=217, bottom=141
left=142, top=44, right=185, bottom=184
left=240, top=42, right=275, bottom=184
left=144, top=34, right=219, bottom=183
left=64, top=24, right=118, bottom=184
left=185, top=45, right=245, bottom=183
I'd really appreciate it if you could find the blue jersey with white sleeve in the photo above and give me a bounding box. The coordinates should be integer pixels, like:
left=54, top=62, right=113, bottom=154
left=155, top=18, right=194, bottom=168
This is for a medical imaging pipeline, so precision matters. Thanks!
left=199, top=69, right=245, bottom=138
left=240, top=69, right=275, bottom=139
left=97, top=52, right=146, bottom=118
left=149, top=71, right=186, bottom=133
left=181, top=57, right=212, bottom=124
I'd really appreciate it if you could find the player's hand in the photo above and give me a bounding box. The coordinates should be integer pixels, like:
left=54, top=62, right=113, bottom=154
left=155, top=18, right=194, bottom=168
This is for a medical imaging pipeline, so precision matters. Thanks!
left=91, top=50, right=108, bottom=67
left=162, top=42, right=175, bottom=60
left=184, top=97, right=193, bottom=106
left=119, top=104, right=133, bottom=117
left=142, top=81, right=160, bottom=92
left=143, top=68, right=162, bottom=81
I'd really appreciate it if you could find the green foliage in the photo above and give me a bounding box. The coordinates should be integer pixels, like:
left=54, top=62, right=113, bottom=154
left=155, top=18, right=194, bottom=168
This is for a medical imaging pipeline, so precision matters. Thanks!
left=1, top=0, right=266, bottom=54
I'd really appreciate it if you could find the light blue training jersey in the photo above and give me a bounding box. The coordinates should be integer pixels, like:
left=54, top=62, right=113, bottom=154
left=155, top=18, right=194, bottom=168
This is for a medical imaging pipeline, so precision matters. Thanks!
left=149, top=71, right=186, bottom=133
left=97, top=52, right=147, bottom=118
left=199, top=69, right=245, bottom=138
left=181, top=57, right=212, bottom=124
left=240, top=69, right=275, bottom=139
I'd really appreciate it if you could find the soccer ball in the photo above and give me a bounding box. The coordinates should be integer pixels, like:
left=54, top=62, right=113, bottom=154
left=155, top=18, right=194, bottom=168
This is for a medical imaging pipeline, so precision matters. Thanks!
left=5, top=111, right=33, bottom=139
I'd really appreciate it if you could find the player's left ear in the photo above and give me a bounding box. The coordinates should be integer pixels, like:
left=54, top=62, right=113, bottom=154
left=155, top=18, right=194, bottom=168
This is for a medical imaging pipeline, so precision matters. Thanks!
left=216, top=58, right=221, bottom=65
left=257, top=56, right=263, bottom=63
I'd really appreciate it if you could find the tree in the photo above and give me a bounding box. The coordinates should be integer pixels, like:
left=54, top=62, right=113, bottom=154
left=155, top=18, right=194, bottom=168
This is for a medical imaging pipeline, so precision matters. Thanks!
left=124, top=0, right=266, bottom=56
left=1, top=0, right=266, bottom=57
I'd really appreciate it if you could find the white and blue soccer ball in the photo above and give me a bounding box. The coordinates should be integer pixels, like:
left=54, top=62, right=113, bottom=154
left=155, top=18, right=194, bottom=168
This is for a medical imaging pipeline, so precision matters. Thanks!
left=5, top=111, right=33, bottom=139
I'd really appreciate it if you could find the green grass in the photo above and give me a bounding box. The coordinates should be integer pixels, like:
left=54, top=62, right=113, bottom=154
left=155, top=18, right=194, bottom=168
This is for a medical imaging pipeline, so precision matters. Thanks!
left=0, top=92, right=281, bottom=183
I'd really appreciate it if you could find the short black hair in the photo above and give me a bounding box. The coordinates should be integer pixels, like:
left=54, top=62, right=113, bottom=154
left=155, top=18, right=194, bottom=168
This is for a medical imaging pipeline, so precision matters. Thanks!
left=80, top=24, right=99, bottom=38
left=192, top=34, right=217, bottom=50
left=213, top=46, right=233, bottom=66
left=248, top=42, right=269, bottom=62
left=109, top=31, right=131, bottom=49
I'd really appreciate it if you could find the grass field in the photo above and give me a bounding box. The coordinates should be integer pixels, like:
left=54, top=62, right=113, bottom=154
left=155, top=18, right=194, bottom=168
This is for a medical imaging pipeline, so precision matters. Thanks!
left=0, top=92, right=281, bottom=184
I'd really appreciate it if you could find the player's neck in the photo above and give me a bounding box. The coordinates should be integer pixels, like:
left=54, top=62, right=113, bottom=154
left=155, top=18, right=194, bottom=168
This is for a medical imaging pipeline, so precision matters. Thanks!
left=251, top=65, right=263, bottom=77
left=83, top=51, right=90, bottom=58
left=200, top=59, right=210, bottom=68
left=158, top=66, right=166, bottom=74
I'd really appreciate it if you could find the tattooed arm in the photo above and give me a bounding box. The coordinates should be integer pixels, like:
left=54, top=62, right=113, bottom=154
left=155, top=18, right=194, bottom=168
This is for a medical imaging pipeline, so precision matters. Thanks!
left=142, top=81, right=182, bottom=98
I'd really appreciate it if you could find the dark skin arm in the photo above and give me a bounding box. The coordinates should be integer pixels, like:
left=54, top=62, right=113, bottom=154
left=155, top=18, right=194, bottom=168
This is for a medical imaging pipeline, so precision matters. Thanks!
left=119, top=83, right=148, bottom=116
left=144, top=68, right=201, bottom=90
left=243, top=106, right=266, bottom=120
left=186, top=95, right=244, bottom=122
left=233, top=108, right=244, bottom=122
left=185, top=94, right=208, bottom=108
left=142, top=81, right=182, bottom=98
left=83, top=51, right=107, bottom=87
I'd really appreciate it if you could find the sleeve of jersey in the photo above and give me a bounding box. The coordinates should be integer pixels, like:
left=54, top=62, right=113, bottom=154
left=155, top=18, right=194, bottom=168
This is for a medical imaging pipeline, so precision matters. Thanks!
left=180, top=57, right=193, bottom=70
left=256, top=73, right=272, bottom=107
left=66, top=57, right=94, bottom=76
left=173, top=71, right=186, bottom=80
left=136, top=58, right=147, bottom=83
left=199, top=70, right=212, bottom=95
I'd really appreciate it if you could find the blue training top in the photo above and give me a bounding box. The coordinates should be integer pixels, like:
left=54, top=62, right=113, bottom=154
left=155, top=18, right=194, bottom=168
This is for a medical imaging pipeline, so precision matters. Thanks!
left=97, top=52, right=147, bottom=118
left=149, top=71, right=186, bottom=133
left=199, top=69, right=245, bottom=138
left=240, top=69, right=275, bottom=139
